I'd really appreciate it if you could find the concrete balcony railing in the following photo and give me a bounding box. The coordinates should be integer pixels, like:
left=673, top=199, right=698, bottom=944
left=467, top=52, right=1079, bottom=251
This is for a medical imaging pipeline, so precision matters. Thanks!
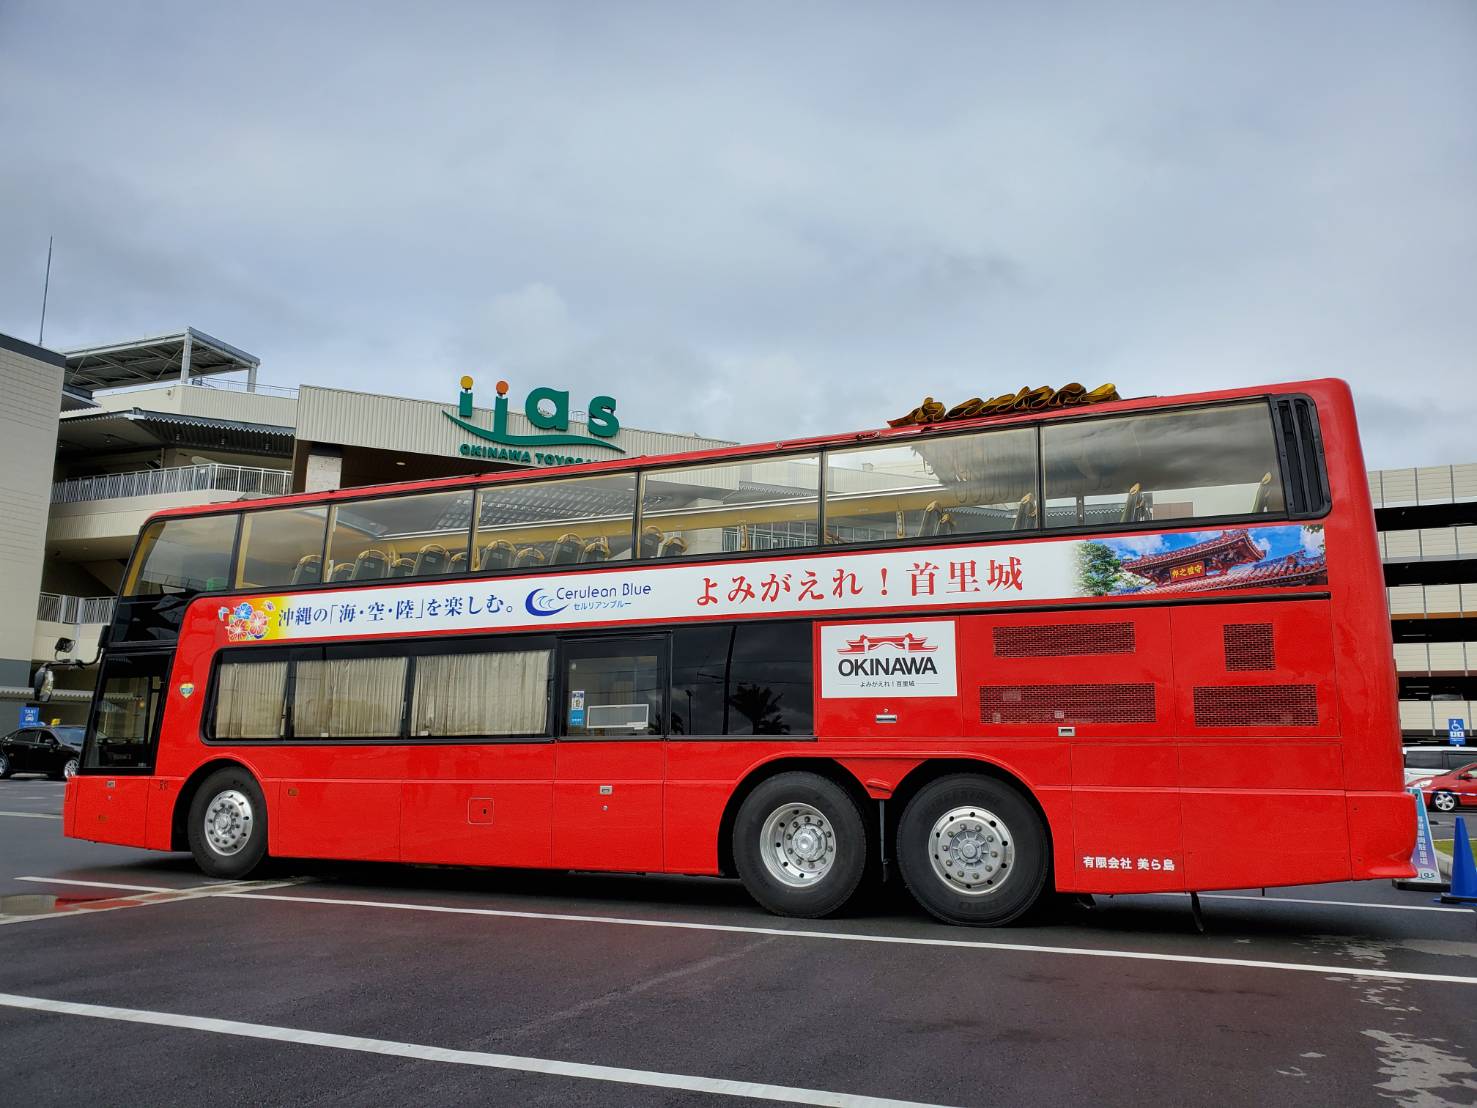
left=51, top=463, right=292, bottom=505
left=37, top=593, right=116, bottom=625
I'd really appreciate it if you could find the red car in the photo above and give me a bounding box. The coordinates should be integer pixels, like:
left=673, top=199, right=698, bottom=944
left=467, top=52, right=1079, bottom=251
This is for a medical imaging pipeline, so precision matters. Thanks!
left=1412, top=761, right=1477, bottom=813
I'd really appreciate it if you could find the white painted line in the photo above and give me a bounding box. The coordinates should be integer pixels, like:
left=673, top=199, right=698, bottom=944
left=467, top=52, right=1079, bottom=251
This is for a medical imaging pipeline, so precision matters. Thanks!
left=1198, top=893, right=1474, bottom=915
left=0, top=992, right=951, bottom=1108
left=221, top=891, right=1477, bottom=987
left=15, top=877, right=181, bottom=894
left=0, top=810, right=61, bottom=820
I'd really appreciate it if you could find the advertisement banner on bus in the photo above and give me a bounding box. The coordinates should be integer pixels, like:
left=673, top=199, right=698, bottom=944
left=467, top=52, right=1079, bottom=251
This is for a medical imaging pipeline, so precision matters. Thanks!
left=216, top=522, right=1328, bottom=643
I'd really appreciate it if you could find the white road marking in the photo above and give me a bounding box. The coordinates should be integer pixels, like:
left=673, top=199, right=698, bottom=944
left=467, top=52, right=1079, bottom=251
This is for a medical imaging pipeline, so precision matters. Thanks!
left=220, top=891, right=1477, bottom=987
left=0, top=810, right=61, bottom=820
left=1191, top=893, right=1475, bottom=915
left=15, top=877, right=182, bottom=894
left=0, top=992, right=951, bottom=1108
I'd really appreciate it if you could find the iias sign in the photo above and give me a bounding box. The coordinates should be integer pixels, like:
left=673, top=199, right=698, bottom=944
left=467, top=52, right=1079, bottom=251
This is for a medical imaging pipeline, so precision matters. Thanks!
left=444, top=376, right=625, bottom=467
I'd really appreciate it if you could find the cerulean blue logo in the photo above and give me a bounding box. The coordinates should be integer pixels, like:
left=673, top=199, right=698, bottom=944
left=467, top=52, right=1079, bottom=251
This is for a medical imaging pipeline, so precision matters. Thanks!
left=525, top=589, right=568, bottom=617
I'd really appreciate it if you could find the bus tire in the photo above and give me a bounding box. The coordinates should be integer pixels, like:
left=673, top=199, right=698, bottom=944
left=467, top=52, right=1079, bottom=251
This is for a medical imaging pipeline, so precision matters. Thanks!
left=186, top=767, right=268, bottom=879
left=733, top=772, right=866, bottom=919
left=897, top=774, right=1048, bottom=927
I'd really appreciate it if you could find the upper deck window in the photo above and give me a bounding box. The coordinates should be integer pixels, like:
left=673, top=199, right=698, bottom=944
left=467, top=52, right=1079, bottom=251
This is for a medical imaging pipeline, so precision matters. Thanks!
left=1041, top=402, right=1285, bottom=529
left=475, top=474, right=638, bottom=569
left=327, top=489, right=474, bottom=580
left=123, top=515, right=239, bottom=597
left=824, top=427, right=1038, bottom=544
left=640, top=457, right=821, bottom=558
left=236, top=505, right=330, bottom=589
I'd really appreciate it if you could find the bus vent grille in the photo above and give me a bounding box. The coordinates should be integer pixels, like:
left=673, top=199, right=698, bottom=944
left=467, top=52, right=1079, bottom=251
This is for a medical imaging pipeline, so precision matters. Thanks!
left=979, top=683, right=1155, bottom=724
left=992, top=622, right=1136, bottom=657
left=1193, top=685, right=1317, bottom=727
left=1223, top=623, right=1275, bottom=671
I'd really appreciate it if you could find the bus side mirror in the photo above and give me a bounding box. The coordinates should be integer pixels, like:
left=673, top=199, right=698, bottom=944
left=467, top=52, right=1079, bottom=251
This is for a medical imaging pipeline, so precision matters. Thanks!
left=33, top=664, right=55, bottom=704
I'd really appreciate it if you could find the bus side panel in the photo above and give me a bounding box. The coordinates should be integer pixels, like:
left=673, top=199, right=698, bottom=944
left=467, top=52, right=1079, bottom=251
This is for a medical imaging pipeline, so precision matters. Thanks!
left=69, top=775, right=151, bottom=848
left=400, top=744, right=555, bottom=868
left=270, top=746, right=405, bottom=862
left=1181, top=789, right=1351, bottom=889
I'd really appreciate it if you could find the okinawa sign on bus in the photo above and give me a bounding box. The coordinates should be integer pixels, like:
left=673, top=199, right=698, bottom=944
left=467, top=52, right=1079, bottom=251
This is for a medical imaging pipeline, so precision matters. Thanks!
left=215, top=522, right=1327, bottom=643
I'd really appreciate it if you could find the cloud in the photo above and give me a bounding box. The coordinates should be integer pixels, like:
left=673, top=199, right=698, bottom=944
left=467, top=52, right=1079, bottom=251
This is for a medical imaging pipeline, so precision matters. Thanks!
left=0, top=2, right=1472, bottom=466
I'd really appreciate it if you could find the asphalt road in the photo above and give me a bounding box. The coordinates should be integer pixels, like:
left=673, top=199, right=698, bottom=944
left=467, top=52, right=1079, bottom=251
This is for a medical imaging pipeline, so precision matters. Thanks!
left=3, top=777, right=1476, bottom=1107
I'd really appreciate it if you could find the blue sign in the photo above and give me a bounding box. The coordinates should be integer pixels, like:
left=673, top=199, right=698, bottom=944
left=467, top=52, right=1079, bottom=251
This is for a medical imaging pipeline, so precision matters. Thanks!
left=18, top=705, right=39, bottom=727
left=569, top=690, right=586, bottom=729
left=1450, top=718, right=1467, bottom=746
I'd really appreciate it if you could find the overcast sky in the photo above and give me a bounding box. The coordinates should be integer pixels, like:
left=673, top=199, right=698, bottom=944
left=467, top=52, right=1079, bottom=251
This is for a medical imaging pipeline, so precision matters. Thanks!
left=2, top=2, right=1473, bottom=467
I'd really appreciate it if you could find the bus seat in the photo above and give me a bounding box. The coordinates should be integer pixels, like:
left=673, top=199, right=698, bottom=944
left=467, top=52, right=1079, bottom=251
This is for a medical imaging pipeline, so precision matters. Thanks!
left=550, top=533, right=583, bottom=565
left=1120, top=483, right=1151, bottom=523
left=918, top=501, right=943, bottom=537
left=1251, top=472, right=1274, bottom=513
left=581, top=537, right=611, bottom=562
left=448, top=551, right=467, bottom=573
left=1012, top=492, right=1038, bottom=530
left=514, top=546, right=546, bottom=568
left=352, top=549, right=390, bottom=580
left=390, top=557, right=415, bottom=578
left=479, top=541, right=515, bottom=571
left=329, top=562, right=354, bottom=582
left=639, top=525, right=664, bottom=559
left=290, top=554, right=322, bottom=585
left=658, top=535, right=688, bottom=558
left=413, top=544, right=448, bottom=576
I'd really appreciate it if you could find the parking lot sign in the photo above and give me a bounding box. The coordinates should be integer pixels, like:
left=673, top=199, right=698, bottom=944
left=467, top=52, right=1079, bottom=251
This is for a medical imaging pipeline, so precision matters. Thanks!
left=1450, top=718, right=1467, bottom=745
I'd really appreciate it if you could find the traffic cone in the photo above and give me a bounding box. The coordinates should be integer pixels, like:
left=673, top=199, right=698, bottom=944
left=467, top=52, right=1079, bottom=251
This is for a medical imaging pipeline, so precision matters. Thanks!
left=1440, top=816, right=1477, bottom=905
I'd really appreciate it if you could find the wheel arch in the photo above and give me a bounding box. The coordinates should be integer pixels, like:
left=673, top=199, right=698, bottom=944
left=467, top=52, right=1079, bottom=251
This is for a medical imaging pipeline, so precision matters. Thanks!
left=170, top=758, right=264, bottom=852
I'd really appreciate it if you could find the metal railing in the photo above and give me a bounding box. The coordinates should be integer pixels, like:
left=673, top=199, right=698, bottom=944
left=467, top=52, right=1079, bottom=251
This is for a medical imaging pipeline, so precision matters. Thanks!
left=186, top=377, right=299, bottom=399
left=37, top=593, right=116, bottom=625
left=52, top=463, right=292, bottom=504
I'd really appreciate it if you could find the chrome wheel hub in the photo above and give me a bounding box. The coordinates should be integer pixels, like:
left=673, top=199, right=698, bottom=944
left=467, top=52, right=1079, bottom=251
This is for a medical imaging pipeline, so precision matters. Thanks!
left=760, top=803, right=837, bottom=887
left=63, top=759, right=78, bottom=780
left=929, top=805, right=1014, bottom=897
left=203, top=789, right=254, bottom=857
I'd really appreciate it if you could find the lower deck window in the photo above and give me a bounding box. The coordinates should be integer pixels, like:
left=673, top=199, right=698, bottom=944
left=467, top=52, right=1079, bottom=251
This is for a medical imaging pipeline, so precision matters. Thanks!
left=412, top=652, right=550, bottom=736
left=294, top=657, right=408, bottom=738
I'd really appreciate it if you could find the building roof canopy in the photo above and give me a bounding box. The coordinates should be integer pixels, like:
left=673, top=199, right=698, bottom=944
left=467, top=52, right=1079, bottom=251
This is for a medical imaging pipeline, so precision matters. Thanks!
left=55, top=409, right=293, bottom=458
left=64, top=328, right=259, bottom=392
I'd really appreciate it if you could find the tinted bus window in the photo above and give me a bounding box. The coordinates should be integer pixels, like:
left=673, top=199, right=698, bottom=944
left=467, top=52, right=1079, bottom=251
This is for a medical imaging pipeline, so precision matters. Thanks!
left=236, top=505, right=330, bottom=589
left=825, top=427, right=1038, bottom=544
left=124, top=515, right=239, bottom=596
left=328, top=489, right=474, bottom=580
left=640, top=457, right=820, bottom=558
left=293, top=657, right=407, bottom=738
left=411, top=651, right=551, bottom=736
left=214, top=661, right=287, bottom=739
left=1042, top=402, right=1286, bottom=528
left=475, top=474, right=638, bottom=570
left=671, top=623, right=813, bottom=736
left=84, top=653, right=169, bottom=770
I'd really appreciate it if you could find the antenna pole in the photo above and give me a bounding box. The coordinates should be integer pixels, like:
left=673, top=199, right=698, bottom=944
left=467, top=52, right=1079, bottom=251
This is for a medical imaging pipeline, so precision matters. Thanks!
left=38, top=236, right=53, bottom=345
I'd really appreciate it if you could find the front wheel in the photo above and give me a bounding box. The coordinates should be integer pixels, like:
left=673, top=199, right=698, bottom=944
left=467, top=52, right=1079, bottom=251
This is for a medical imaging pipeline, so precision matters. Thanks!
left=733, top=772, right=867, bottom=918
left=897, top=774, right=1049, bottom=926
left=187, top=767, right=268, bottom=879
left=1432, top=791, right=1457, bottom=813
left=50, top=758, right=79, bottom=782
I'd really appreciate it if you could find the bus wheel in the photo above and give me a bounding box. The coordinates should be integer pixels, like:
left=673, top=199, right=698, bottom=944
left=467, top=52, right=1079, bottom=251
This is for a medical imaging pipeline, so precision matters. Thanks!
left=187, top=768, right=268, bottom=879
left=733, top=772, right=866, bottom=919
left=897, top=775, right=1048, bottom=926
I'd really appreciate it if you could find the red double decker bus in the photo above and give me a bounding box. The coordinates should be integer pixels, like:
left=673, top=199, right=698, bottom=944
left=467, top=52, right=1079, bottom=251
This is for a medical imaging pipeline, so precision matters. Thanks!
left=53, top=377, right=1414, bottom=925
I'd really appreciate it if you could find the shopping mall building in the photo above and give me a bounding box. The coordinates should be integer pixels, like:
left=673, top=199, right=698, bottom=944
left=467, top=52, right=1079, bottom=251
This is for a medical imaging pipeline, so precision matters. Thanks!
left=2, top=325, right=1475, bottom=740
left=0, top=328, right=727, bottom=722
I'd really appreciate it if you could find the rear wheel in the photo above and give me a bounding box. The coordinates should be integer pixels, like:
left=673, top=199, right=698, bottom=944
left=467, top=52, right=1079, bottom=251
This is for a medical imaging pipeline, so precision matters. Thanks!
left=187, top=767, right=268, bottom=879
left=733, top=772, right=867, bottom=919
left=0, top=753, right=11, bottom=779
left=897, top=774, right=1049, bottom=926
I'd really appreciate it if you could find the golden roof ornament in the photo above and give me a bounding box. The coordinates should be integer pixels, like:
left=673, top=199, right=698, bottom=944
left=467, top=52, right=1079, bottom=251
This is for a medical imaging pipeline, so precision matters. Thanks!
left=888, top=383, right=1121, bottom=428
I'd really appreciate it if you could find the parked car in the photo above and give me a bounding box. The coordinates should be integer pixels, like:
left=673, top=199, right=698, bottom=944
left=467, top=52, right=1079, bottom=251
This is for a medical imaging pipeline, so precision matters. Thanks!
left=1403, top=745, right=1476, bottom=783
left=0, top=726, right=85, bottom=780
left=1410, top=761, right=1477, bottom=813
